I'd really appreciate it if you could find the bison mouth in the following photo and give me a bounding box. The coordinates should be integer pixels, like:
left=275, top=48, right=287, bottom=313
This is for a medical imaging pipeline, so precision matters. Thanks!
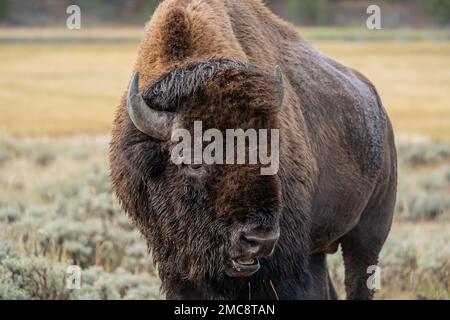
left=225, top=257, right=260, bottom=278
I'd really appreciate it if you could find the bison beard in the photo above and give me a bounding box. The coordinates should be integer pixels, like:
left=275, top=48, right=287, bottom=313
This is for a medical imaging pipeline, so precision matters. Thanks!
left=110, top=0, right=397, bottom=300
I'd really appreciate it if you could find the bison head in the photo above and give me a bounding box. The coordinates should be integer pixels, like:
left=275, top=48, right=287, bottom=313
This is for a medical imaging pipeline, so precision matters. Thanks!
left=110, top=59, right=284, bottom=298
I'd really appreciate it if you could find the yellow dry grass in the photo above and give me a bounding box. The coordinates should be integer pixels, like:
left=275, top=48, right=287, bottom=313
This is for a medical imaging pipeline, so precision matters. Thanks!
left=315, top=42, right=450, bottom=141
left=0, top=44, right=136, bottom=135
left=0, top=28, right=449, bottom=140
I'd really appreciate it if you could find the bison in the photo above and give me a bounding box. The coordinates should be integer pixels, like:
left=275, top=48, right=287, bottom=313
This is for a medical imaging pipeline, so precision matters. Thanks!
left=110, top=0, right=397, bottom=300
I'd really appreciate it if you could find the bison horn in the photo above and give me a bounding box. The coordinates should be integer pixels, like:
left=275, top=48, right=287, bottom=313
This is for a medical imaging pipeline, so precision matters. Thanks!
left=274, top=65, right=284, bottom=106
left=127, top=72, right=175, bottom=140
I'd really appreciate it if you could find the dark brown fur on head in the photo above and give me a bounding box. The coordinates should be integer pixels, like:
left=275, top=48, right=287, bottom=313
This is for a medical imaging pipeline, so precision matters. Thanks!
left=110, top=59, right=284, bottom=299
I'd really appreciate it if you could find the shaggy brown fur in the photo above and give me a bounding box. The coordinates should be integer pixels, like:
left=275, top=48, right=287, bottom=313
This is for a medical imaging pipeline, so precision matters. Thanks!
left=110, top=0, right=397, bottom=300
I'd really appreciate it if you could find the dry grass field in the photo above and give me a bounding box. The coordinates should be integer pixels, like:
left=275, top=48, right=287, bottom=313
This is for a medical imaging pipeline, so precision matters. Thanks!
left=317, top=42, right=450, bottom=141
left=0, top=43, right=135, bottom=135
left=0, top=28, right=449, bottom=140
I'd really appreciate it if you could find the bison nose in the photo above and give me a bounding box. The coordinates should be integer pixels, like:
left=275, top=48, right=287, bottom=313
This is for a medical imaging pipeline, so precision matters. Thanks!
left=240, top=229, right=279, bottom=258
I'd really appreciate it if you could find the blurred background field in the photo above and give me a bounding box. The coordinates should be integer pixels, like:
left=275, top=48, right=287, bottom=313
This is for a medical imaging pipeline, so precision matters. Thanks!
left=0, top=0, right=449, bottom=300
left=1, top=39, right=449, bottom=139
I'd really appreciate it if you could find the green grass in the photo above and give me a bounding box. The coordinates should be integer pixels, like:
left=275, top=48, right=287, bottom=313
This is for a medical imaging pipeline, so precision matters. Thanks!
left=0, top=27, right=448, bottom=42
left=0, top=135, right=162, bottom=299
left=300, top=27, right=450, bottom=42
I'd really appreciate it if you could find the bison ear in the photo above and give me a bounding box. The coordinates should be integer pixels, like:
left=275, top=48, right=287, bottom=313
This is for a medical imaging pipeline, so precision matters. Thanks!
left=274, top=65, right=284, bottom=107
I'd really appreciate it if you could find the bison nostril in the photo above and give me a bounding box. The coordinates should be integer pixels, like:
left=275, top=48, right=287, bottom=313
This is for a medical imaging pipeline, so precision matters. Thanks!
left=244, top=233, right=279, bottom=244
left=240, top=229, right=279, bottom=257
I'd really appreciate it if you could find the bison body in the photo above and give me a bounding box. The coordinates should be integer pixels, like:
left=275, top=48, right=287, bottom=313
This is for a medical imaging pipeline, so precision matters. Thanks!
left=110, top=0, right=397, bottom=300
